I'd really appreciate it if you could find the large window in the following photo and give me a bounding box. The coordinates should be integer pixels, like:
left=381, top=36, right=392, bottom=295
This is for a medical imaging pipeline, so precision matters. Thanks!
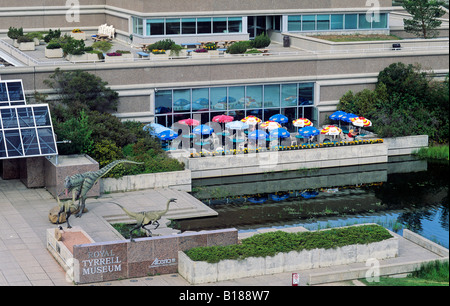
left=182, top=18, right=196, bottom=34
left=331, top=14, right=344, bottom=30
left=302, top=15, right=316, bottom=31
left=132, top=17, right=143, bottom=35
left=146, top=19, right=164, bottom=36
left=166, top=18, right=181, bottom=35
left=154, top=83, right=316, bottom=132
left=317, top=15, right=330, bottom=31
left=197, top=17, right=212, bottom=34
left=213, top=17, right=227, bottom=33
left=288, top=15, right=301, bottom=31
left=372, top=13, right=388, bottom=29
left=228, top=17, right=243, bottom=33
left=345, top=14, right=358, bottom=29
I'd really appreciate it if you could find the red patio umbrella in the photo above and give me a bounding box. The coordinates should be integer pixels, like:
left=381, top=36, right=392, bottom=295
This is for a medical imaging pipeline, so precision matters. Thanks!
left=212, top=114, right=234, bottom=123
left=178, top=118, right=200, bottom=126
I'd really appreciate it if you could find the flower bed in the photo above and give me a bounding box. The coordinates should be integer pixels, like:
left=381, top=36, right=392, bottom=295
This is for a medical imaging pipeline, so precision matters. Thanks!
left=179, top=224, right=398, bottom=284
left=189, top=138, right=384, bottom=158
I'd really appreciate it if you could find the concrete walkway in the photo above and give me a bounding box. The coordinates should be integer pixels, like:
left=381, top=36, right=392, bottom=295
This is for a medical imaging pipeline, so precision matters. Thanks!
left=0, top=177, right=447, bottom=286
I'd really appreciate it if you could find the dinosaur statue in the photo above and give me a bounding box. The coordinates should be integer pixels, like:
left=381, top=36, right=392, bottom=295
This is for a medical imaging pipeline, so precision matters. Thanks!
left=111, top=198, right=177, bottom=241
left=55, top=191, right=78, bottom=229
left=64, top=159, right=143, bottom=219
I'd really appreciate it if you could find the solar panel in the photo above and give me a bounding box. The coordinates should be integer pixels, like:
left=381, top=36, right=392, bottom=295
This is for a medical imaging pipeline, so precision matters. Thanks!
left=0, top=79, right=58, bottom=160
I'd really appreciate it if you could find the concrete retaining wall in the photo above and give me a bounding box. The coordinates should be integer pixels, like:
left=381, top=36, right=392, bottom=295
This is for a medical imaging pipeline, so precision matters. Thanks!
left=187, top=143, right=388, bottom=179
left=178, top=226, right=399, bottom=284
left=100, top=169, right=192, bottom=193
left=383, top=135, right=429, bottom=156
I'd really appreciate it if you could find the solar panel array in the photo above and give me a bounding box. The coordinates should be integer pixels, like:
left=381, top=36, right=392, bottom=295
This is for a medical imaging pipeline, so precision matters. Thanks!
left=0, top=79, right=58, bottom=160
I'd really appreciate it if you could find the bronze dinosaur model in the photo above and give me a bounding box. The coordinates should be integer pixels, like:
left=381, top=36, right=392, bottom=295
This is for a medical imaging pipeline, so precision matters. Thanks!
left=111, top=198, right=177, bottom=241
left=64, top=159, right=143, bottom=219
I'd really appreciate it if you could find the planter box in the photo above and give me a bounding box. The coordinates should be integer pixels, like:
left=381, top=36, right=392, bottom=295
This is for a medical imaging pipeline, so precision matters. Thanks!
left=208, top=50, right=219, bottom=56
left=150, top=53, right=169, bottom=60
left=104, top=53, right=133, bottom=63
left=71, top=32, right=86, bottom=40
left=66, top=53, right=91, bottom=63
left=178, top=225, right=399, bottom=284
left=12, top=39, right=19, bottom=48
left=45, top=48, right=63, bottom=58
left=18, top=41, right=35, bottom=51
left=191, top=51, right=209, bottom=58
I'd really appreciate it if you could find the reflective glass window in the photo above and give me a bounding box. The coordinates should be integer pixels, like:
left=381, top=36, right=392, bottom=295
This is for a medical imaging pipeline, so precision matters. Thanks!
left=288, top=15, right=301, bottom=31
left=213, top=17, right=227, bottom=33
left=132, top=17, right=143, bottom=35
left=331, top=14, right=344, bottom=30
left=182, top=18, right=196, bottom=34
left=264, top=85, right=280, bottom=108
left=281, top=84, right=297, bottom=107
left=155, top=90, right=172, bottom=114
left=166, top=18, right=181, bottom=35
left=372, top=13, right=388, bottom=29
left=299, top=83, right=314, bottom=105
left=21, top=128, right=40, bottom=156
left=4, top=129, right=22, bottom=157
left=147, top=19, right=165, bottom=36
left=17, top=107, right=34, bottom=128
left=1, top=108, right=18, bottom=129
left=246, top=86, right=263, bottom=109
left=317, top=15, right=330, bottom=31
left=197, top=18, right=212, bottom=34
left=228, top=17, right=242, bottom=33
left=345, top=14, right=358, bottom=29
left=37, top=128, right=57, bottom=155
left=0, top=132, right=6, bottom=158
left=33, top=106, right=51, bottom=126
left=302, top=15, right=315, bottom=31
left=192, top=88, right=209, bottom=112
left=173, top=89, right=191, bottom=113
left=210, top=87, right=227, bottom=110
left=359, top=14, right=372, bottom=29
left=228, top=86, right=245, bottom=110
left=0, top=83, right=8, bottom=102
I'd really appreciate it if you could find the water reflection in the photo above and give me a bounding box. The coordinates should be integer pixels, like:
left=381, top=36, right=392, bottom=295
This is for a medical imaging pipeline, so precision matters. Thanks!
left=179, top=157, right=448, bottom=248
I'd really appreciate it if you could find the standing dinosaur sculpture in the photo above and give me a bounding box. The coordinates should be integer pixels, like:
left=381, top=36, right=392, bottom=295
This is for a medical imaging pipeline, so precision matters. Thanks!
left=64, top=159, right=143, bottom=219
left=111, top=198, right=177, bottom=241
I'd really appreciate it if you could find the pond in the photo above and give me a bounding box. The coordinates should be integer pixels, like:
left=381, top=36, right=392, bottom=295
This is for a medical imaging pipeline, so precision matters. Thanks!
left=173, top=156, right=449, bottom=249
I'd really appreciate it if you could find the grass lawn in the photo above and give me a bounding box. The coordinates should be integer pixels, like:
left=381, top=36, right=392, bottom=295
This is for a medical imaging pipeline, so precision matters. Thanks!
left=361, top=277, right=448, bottom=286
left=312, top=34, right=402, bottom=42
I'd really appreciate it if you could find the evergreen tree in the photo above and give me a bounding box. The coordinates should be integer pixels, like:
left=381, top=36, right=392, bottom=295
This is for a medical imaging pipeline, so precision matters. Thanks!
left=402, top=0, right=446, bottom=38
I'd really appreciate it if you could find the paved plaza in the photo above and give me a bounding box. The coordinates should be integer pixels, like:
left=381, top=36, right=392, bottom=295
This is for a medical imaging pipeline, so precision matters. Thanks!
left=0, top=175, right=447, bottom=286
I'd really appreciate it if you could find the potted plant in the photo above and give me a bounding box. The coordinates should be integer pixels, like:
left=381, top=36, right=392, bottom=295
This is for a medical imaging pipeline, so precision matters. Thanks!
left=191, top=48, right=209, bottom=58
left=70, top=28, right=86, bottom=40
left=17, top=36, right=35, bottom=51
left=150, top=49, right=169, bottom=60
left=7, top=27, right=23, bottom=47
left=45, top=41, right=63, bottom=58
left=63, top=38, right=88, bottom=62
left=204, top=43, right=219, bottom=56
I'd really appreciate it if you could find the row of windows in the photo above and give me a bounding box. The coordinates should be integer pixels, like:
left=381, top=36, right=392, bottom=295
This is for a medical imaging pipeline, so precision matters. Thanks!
left=154, top=83, right=315, bottom=132
left=133, top=16, right=243, bottom=36
left=287, top=13, right=388, bottom=32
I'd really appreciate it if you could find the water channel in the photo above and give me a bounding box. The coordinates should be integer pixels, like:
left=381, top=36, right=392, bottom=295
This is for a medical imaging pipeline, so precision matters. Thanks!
left=174, top=156, right=449, bottom=248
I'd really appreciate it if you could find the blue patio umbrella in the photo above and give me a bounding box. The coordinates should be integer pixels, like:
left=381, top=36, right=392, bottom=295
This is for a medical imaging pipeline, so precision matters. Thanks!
left=157, top=129, right=178, bottom=141
left=218, top=96, right=236, bottom=103
left=194, top=98, right=209, bottom=106
left=269, top=128, right=290, bottom=139
left=340, top=113, right=358, bottom=130
left=193, top=124, right=214, bottom=135
left=269, top=114, right=289, bottom=124
left=329, top=111, right=347, bottom=121
left=174, top=98, right=190, bottom=106
left=248, top=130, right=268, bottom=140
left=143, top=123, right=169, bottom=136
left=298, top=126, right=320, bottom=138
left=225, top=120, right=249, bottom=130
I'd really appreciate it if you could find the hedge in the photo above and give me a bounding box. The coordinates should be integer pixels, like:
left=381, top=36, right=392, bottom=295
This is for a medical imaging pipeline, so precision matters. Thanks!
left=185, top=224, right=393, bottom=263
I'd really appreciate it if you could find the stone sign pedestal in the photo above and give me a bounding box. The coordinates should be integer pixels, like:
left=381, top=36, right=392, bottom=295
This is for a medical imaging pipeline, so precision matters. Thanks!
left=44, top=154, right=99, bottom=200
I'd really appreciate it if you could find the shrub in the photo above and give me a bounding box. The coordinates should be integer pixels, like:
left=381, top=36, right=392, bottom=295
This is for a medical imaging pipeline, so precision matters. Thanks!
left=16, top=36, right=33, bottom=43
left=251, top=33, right=271, bottom=48
left=227, top=40, right=252, bottom=54
left=46, top=41, right=62, bottom=49
left=44, top=29, right=61, bottom=43
left=62, top=37, right=86, bottom=55
left=7, top=27, right=23, bottom=39
left=186, top=225, right=393, bottom=263
left=92, top=41, right=113, bottom=53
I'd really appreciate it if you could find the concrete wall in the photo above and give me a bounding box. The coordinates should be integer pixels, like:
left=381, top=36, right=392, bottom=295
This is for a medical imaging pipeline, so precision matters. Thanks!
left=186, top=143, right=388, bottom=179
left=178, top=225, right=399, bottom=284
left=100, top=169, right=192, bottom=193
left=383, top=135, right=429, bottom=156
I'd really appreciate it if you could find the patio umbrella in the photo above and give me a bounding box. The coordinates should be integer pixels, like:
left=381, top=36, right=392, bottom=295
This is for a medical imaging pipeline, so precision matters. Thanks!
left=329, top=111, right=347, bottom=122
left=248, top=130, right=268, bottom=141
left=174, top=98, right=190, bottom=107
left=351, top=116, right=372, bottom=127
left=212, top=114, right=234, bottom=124
left=143, top=123, right=168, bottom=136
left=241, top=115, right=261, bottom=126
left=293, top=118, right=313, bottom=128
left=321, top=125, right=342, bottom=135
left=156, top=128, right=178, bottom=141
left=225, top=120, right=249, bottom=130
left=298, top=126, right=320, bottom=138
left=178, top=118, right=200, bottom=127
left=193, top=124, right=214, bottom=135
left=260, top=121, right=281, bottom=130
left=269, top=128, right=290, bottom=139
left=194, top=97, right=209, bottom=106
left=340, top=113, right=358, bottom=130
left=269, top=114, right=289, bottom=124
left=218, top=96, right=236, bottom=103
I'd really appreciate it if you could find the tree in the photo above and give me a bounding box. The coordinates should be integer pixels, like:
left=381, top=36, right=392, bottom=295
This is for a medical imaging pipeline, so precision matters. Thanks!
left=402, top=0, right=446, bottom=38
left=44, top=68, right=118, bottom=113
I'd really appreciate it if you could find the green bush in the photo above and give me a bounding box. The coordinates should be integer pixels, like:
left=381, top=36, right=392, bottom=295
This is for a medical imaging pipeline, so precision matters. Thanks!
left=7, top=27, right=23, bottom=39
left=186, top=225, right=393, bottom=263
left=227, top=41, right=252, bottom=54
left=46, top=41, right=62, bottom=49
left=92, top=41, right=113, bottom=53
left=16, top=36, right=33, bottom=43
left=62, top=37, right=86, bottom=55
left=251, top=33, right=271, bottom=48
left=44, top=29, right=61, bottom=43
